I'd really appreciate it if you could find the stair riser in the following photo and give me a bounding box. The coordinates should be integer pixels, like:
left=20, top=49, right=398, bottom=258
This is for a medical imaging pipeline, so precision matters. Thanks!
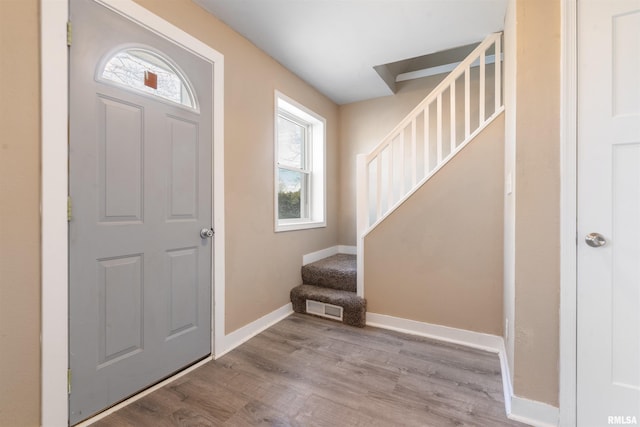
left=290, top=285, right=366, bottom=328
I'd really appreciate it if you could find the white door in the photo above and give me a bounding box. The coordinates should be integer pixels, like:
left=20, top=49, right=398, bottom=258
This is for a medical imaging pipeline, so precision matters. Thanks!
left=68, top=0, right=213, bottom=424
left=578, top=0, right=640, bottom=424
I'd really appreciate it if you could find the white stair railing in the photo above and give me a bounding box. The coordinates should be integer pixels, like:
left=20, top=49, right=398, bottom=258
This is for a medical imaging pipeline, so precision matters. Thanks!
left=356, top=32, right=504, bottom=297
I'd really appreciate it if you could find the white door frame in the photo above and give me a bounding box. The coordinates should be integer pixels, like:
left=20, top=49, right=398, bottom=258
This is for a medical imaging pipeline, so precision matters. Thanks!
left=559, top=0, right=577, bottom=426
left=40, top=1, right=225, bottom=425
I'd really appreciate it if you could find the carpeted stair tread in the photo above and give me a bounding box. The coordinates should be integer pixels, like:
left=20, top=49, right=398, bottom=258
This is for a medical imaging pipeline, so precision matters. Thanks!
left=290, top=284, right=366, bottom=328
left=301, top=253, right=356, bottom=292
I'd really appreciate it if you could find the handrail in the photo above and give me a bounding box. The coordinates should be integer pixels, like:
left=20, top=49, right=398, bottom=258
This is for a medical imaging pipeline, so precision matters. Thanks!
left=356, top=32, right=503, bottom=297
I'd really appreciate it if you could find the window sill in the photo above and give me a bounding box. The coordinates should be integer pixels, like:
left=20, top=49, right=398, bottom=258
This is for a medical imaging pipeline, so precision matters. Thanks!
left=275, top=220, right=326, bottom=233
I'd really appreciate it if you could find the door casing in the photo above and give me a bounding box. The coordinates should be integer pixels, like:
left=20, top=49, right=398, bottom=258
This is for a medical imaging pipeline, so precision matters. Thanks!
left=559, top=0, right=578, bottom=426
left=40, top=1, right=225, bottom=425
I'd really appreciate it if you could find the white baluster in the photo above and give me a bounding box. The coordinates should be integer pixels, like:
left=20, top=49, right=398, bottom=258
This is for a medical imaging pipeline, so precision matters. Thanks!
left=411, top=118, right=417, bottom=187
left=450, top=79, right=456, bottom=152
left=375, top=154, right=382, bottom=221
left=465, top=67, right=471, bottom=139
left=437, top=93, right=443, bottom=163
left=423, top=106, right=430, bottom=177
left=494, top=36, right=502, bottom=113
left=480, top=50, right=486, bottom=124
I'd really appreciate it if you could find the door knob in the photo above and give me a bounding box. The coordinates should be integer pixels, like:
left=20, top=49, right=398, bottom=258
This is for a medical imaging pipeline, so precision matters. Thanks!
left=585, top=232, right=606, bottom=247
left=200, top=228, right=214, bottom=239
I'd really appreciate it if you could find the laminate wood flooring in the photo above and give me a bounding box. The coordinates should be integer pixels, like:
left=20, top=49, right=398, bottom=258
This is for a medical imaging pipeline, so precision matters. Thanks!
left=90, top=314, right=530, bottom=427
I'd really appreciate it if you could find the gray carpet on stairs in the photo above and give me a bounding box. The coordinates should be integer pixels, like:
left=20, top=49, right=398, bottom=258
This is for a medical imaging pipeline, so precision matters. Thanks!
left=291, top=253, right=366, bottom=327
left=301, top=253, right=356, bottom=292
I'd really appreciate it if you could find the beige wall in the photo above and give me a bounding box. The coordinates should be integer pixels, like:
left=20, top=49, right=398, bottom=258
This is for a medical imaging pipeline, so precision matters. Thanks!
left=513, top=0, right=561, bottom=406
left=0, top=1, right=42, bottom=426
left=364, top=114, right=505, bottom=334
left=133, top=0, right=340, bottom=333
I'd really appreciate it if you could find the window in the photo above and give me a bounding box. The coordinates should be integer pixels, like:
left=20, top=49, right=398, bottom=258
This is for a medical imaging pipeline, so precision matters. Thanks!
left=99, top=48, right=197, bottom=110
left=275, top=92, right=326, bottom=232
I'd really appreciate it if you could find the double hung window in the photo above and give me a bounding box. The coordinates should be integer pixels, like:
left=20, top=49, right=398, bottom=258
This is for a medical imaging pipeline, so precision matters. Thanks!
left=275, top=92, right=326, bottom=232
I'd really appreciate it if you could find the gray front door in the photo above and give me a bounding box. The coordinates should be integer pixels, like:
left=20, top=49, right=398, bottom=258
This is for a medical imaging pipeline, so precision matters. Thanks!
left=69, top=0, right=213, bottom=423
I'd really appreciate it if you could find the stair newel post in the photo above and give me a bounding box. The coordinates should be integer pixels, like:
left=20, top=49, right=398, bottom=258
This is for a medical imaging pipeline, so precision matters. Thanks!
left=356, top=154, right=368, bottom=298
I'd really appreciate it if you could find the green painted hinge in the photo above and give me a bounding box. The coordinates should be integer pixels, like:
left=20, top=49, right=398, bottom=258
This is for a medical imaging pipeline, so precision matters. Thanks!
left=67, top=369, right=72, bottom=395
left=67, top=21, right=72, bottom=46
left=67, top=196, right=72, bottom=221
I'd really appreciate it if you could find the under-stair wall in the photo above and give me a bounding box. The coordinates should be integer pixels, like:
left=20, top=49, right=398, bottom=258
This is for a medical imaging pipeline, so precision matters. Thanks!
left=351, top=32, right=505, bottom=335
left=364, top=113, right=505, bottom=334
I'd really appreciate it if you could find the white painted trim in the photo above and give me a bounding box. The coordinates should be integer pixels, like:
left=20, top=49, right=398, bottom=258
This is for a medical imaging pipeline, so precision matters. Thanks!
left=338, top=245, right=357, bottom=255
left=502, top=0, right=517, bottom=389
left=559, top=0, right=578, bottom=426
left=302, top=245, right=357, bottom=265
left=497, top=339, right=513, bottom=416
left=510, top=397, right=560, bottom=427
left=367, top=312, right=560, bottom=427
left=274, top=90, right=327, bottom=233
left=41, top=1, right=225, bottom=426
left=41, top=1, right=70, bottom=425
left=303, top=246, right=338, bottom=265
left=215, top=303, right=293, bottom=358
left=366, top=312, right=503, bottom=353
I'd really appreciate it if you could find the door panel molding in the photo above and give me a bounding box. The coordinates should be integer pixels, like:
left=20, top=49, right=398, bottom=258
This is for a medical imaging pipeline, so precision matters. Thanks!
left=40, top=1, right=224, bottom=425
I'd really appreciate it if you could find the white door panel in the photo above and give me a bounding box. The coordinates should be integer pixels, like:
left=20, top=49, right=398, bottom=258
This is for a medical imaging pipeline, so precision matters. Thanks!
left=578, top=0, right=640, bottom=424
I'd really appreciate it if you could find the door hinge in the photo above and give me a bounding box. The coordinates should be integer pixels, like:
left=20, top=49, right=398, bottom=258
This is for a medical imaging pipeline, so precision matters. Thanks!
left=67, top=21, right=72, bottom=46
left=67, top=196, right=72, bottom=221
left=67, top=369, right=72, bottom=395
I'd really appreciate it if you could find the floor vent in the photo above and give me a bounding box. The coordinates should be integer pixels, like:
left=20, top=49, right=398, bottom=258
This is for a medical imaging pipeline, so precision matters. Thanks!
left=306, top=299, right=343, bottom=321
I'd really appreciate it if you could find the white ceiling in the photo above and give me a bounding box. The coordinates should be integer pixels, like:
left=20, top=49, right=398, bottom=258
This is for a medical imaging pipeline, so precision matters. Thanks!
left=194, top=0, right=507, bottom=105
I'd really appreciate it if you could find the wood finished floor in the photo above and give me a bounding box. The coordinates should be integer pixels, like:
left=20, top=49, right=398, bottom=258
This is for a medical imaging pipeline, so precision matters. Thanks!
left=91, top=314, right=529, bottom=427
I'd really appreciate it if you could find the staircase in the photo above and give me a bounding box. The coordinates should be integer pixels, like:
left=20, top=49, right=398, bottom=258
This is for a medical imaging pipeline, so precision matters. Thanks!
left=290, top=254, right=367, bottom=327
left=356, top=32, right=504, bottom=296
left=290, top=33, right=503, bottom=325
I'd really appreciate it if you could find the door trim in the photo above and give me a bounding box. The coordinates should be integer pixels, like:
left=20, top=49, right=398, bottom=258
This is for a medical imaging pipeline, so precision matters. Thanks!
left=40, top=1, right=225, bottom=425
left=559, top=0, right=577, bottom=425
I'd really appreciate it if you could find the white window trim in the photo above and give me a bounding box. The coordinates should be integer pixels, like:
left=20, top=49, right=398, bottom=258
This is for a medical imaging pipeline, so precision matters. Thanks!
left=274, top=91, right=326, bottom=232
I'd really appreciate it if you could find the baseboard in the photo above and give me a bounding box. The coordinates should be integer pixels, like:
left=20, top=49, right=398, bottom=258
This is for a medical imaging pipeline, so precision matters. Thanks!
left=215, top=303, right=293, bottom=358
left=302, top=245, right=357, bottom=265
left=366, top=312, right=559, bottom=427
left=509, top=396, right=559, bottom=427
left=366, top=312, right=503, bottom=353
left=497, top=339, right=513, bottom=416
left=338, top=245, right=357, bottom=255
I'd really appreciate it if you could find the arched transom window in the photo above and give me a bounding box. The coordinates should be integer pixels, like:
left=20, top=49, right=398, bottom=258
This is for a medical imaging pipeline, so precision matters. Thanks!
left=100, top=47, right=197, bottom=110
